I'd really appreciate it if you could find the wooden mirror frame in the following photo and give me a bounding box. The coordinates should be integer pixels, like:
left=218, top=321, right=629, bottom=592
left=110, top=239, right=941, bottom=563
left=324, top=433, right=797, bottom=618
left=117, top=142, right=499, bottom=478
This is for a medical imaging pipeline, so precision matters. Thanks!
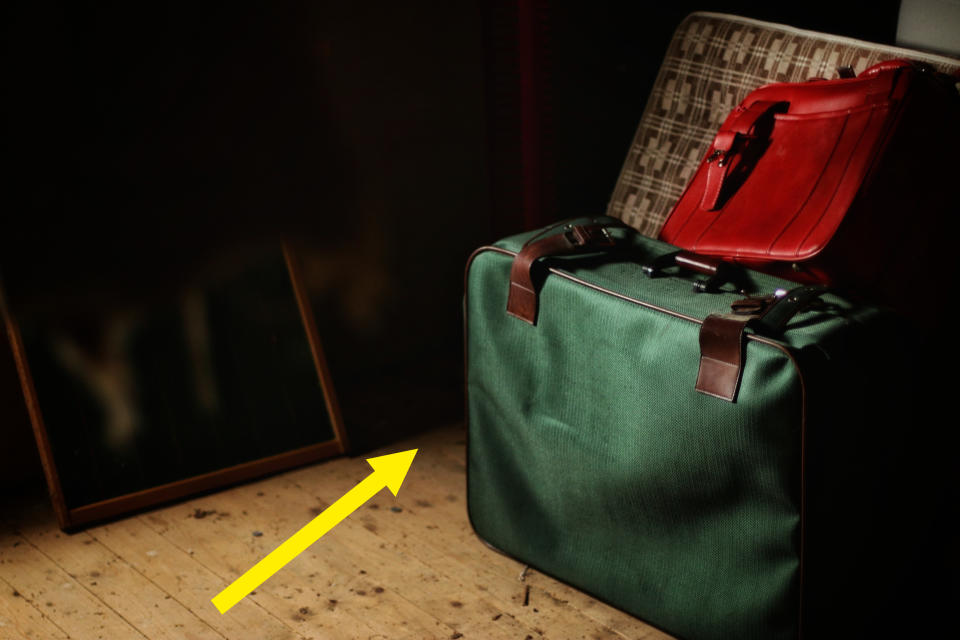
left=1, top=245, right=349, bottom=530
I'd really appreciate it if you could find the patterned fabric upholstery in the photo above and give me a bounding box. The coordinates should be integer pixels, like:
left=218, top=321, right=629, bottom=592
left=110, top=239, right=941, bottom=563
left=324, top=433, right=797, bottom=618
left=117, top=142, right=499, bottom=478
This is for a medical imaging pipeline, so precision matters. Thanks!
left=608, top=12, right=960, bottom=237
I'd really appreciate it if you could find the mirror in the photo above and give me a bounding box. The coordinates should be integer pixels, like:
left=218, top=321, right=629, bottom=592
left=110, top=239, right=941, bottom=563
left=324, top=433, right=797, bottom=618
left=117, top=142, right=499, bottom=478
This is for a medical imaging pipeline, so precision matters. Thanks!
left=1, top=245, right=347, bottom=530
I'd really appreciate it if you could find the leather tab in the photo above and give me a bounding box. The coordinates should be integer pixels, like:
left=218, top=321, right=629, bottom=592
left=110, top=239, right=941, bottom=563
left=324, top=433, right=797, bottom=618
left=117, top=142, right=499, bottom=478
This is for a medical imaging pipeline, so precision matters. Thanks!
left=696, top=313, right=750, bottom=402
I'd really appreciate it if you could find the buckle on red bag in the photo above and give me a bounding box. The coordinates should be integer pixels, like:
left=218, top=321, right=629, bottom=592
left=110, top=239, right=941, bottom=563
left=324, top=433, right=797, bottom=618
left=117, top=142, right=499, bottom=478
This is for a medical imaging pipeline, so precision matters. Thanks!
left=706, top=148, right=731, bottom=167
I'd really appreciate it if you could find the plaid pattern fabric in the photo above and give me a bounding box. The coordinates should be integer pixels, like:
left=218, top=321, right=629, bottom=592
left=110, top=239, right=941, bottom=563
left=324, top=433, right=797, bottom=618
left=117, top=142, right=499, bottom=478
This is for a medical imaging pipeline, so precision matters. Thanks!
left=608, top=12, right=960, bottom=237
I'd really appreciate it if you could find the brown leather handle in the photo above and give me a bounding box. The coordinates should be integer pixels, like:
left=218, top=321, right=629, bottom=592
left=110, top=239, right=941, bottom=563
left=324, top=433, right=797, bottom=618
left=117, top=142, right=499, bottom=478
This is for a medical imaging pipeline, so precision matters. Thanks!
left=506, top=223, right=617, bottom=325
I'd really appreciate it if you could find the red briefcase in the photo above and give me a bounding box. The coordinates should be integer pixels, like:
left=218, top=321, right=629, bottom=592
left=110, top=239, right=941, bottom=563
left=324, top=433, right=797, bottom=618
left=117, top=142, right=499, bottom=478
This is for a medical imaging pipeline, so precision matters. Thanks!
left=658, top=59, right=960, bottom=310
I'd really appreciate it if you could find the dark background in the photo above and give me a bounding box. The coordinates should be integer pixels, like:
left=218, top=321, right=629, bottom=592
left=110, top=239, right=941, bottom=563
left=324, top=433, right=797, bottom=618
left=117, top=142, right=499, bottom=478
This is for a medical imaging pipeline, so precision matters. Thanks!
left=1, top=1, right=902, bottom=482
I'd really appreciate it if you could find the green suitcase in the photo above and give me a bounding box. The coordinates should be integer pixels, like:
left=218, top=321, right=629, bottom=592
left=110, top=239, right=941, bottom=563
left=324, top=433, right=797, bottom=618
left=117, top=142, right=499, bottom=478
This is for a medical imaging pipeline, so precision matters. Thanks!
left=464, top=217, right=912, bottom=639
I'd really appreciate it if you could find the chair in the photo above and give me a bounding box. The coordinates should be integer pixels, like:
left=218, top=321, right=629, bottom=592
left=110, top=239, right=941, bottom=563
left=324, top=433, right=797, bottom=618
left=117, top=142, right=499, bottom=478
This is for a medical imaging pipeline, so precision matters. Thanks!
left=607, top=11, right=960, bottom=237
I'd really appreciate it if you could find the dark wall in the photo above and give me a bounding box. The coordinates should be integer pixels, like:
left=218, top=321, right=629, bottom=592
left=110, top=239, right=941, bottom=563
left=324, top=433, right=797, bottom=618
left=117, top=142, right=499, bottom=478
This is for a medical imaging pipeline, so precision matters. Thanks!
left=4, top=2, right=345, bottom=305
left=1, top=2, right=902, bottom=460
left=2, top=2, right=488, bottom=452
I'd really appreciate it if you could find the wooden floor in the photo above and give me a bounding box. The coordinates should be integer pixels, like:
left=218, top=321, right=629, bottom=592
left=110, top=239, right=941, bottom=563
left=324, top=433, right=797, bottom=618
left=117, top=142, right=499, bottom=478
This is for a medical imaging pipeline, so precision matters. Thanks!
left=0, top=423, right=672, bottom=640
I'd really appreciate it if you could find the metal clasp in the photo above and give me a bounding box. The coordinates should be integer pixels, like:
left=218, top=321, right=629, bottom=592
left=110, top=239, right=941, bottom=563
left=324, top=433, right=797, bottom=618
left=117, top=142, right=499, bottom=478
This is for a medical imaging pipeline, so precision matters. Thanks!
left=706, top=148, right=730, bottom=167
left=730, top=289, right=788, bottom=316
left=564, top=224, right=614, bottom=248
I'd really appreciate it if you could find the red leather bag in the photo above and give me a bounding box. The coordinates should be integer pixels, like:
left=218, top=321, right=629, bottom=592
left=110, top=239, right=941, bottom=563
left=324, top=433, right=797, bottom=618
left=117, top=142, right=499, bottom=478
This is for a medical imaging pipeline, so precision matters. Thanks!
left=659, top=60, right=960, bottom=309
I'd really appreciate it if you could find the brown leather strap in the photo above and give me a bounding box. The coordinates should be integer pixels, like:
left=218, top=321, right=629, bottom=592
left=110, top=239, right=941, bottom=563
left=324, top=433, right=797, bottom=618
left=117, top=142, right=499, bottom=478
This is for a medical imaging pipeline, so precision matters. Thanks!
left=506, top=224, right=615, bottom=325
left=696, top=314, right=751, bottom=401
left=701, top=100, right=782, bottom=211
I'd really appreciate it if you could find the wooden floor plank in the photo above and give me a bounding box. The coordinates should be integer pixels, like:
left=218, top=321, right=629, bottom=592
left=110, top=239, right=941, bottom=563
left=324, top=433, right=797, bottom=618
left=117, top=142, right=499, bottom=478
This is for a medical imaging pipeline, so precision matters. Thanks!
left=0, top=575, right=71, bottom=640
left=1, top=423, right=674, bottom=639
left=137, top=504, right=452, bottom=639
left=0, top=528, right=146, bottom=640
left=87, top=518, right=299, bottom=640
left=14, top=507, right=225, bottom=640
left=129, top=510, right=366, bottom=640
left=193, top=469, right=538, bottom=640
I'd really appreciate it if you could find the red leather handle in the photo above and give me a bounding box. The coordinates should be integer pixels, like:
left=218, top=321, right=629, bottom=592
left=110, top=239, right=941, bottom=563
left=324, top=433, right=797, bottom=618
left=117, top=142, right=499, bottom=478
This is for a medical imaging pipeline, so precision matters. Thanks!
left=701, top=100, right=785, bottom=211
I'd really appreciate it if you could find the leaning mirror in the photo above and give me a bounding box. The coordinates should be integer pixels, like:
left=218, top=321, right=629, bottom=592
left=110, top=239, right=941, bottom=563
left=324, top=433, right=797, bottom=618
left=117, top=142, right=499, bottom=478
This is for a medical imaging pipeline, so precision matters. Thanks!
left=1, top=245, right=348, bottom=530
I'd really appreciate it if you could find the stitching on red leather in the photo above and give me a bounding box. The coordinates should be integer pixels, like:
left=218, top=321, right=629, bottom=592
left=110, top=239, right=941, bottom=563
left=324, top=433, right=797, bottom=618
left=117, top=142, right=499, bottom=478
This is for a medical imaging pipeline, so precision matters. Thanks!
left=701, top=158, right=727, bottom=211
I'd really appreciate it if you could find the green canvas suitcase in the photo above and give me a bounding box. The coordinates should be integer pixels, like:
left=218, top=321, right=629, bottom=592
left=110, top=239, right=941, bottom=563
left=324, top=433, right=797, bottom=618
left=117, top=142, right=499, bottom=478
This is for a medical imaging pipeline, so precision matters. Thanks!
left=464, top=217, right=913, bottom=639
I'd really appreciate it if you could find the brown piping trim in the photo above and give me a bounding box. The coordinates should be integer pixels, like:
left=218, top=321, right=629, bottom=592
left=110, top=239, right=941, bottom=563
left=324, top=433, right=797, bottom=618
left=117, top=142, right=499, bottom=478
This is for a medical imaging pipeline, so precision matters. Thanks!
left=464, top=245, right=808, bottom=635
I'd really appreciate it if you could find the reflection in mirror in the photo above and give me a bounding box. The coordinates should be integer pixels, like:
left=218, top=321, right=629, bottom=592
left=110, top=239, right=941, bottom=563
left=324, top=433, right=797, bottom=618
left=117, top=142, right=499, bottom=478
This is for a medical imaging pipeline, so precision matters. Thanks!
left=3, top=246, right=347, bottom=529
